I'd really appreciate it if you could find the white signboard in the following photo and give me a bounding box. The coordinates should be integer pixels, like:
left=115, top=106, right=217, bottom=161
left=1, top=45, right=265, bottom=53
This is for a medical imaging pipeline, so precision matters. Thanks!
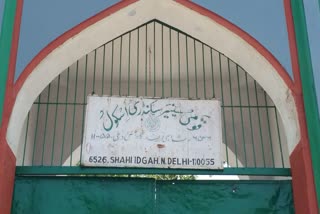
left=81, top=96, right=223, bottom=169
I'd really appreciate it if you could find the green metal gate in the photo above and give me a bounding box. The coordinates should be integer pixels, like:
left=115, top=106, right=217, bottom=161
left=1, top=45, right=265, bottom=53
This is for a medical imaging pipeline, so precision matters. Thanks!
left=12, top=177, right=293, bottom=214
left=13, top=20, right=293, bottom=213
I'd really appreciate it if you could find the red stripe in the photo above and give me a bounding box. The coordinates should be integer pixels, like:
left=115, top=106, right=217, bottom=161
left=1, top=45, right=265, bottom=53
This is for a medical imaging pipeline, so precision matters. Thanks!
left=284, top=0, right=302, bottom=91
left=0, top=1, right=23, bottom=214
left=0, top=141, right=16, bottom=214
left=0, top=0, right=23, bottom=140
left=284, top=0, right=318, bottom=212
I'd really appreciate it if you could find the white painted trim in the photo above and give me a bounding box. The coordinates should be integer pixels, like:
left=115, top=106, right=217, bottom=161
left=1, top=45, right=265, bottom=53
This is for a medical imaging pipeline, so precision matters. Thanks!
left=7, top=0, right=299, bottom=158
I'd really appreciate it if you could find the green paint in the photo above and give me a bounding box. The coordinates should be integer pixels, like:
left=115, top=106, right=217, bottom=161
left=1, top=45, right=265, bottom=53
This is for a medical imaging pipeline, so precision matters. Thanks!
left=0, top=0, right=17, bottom=125
left=157, top=180, right=294, bottom=214
left=15, top=166, right=291, bottom=176
left=12, top=177, right=155, bottom=214
left=291, top=0, right=320, bottom=206
left=12, top=177, right=294, bottom=213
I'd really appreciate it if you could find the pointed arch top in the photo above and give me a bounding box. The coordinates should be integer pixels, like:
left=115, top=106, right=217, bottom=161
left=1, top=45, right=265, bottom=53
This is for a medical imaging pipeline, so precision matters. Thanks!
left=7, top=0, right=299, bottom=156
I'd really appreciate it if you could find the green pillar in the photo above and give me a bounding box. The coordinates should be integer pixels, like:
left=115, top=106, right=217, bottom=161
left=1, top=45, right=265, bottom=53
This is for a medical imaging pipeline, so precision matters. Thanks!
left=0, top=0, right=17, bottom=125
left=291, top=0, right=320, bottom=206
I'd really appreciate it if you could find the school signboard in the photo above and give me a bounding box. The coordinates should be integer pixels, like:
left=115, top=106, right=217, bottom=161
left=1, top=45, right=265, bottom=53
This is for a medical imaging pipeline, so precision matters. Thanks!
left=81, top=96, right=223, bottom=169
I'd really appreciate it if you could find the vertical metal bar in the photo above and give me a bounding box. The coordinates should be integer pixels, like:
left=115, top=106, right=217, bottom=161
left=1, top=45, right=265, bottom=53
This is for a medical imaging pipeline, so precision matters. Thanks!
left=60, top=68, right=70, bottom=165
left=70, top=61, right=79, bottom=166
left=153, top=22, right=156, bottom=97
left=275, top=109, right=285, bottom=167
left=41, top=84, right=51, bottom=165
left=169, top=28, right=173, bottom=97
left=102, top=45, right=106, bottom=95
left=128, top=33, right=131, bottom=96
left=202, top=44, right=207, bottom=99
left=254, top=81, right=266, bottom=167
left=93, top=49, right=97, bottom=93
left=22, top=113, right=30, bottom=166
left=119, top=36, right=123, bottom=95
left=236, top=66, right=247, bottom=167
left=219, top=54, right=228, bottom=164
left=136, top=29, right=140, bottom=96
left=51, top=75, right=61, bottom=165
left=185, top=35, right=190, bottom=98
left=245, top=72, right=257, bottom=167
left=110, top=40, right=114, bottom=95
left=227, top=59, right=238, bottom=167
left=193, top=40, right=198, bottom=98
left=264, top=92, right=275, bottom=167
left=145, top=25, right=148, bottom=96
left=161, top=25, right=164, bottom=97
left=210, top=49, right=215, bottom=98
left=177, top=32, right=181, bottom=97
left=32, top=95, right=41, bottom=165
left=80, top=56, right=88, bottom=164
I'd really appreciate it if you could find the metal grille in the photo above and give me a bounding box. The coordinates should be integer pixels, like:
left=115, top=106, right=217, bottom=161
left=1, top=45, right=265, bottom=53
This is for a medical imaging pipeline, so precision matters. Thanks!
left=17, top=20, right=289, bottom=176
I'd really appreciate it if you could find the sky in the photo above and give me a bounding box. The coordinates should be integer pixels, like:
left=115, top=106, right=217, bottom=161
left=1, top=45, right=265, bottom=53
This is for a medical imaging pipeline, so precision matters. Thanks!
left=304, top=0, right=320, bottom=110
left=0, top=0, right=4, bottom=35
left=15, top=0, right=120, bottom=80
left=14, top=0, right=293, bottom=80
left=0, top=0, right=319, bottom=107
left=194, top=0, right=320, bottom=112
left=193, top=0, right=292, bottom=78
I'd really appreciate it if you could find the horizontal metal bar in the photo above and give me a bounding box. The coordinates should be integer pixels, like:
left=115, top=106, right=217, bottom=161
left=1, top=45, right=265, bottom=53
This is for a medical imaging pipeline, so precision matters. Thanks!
left=222, top=105, right=276, bottom=108
left=156, top=180, right=292, bottom=184
left=14, top=176, right=292, bottom=184
left=15, top=166, right=291, bottom=177
left=33, top=102, right=86, bottom=105
left=32, top=102, right=276, bottom=109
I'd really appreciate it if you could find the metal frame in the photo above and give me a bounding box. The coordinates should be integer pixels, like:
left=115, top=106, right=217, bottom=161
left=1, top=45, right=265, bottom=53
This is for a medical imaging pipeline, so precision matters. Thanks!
left=16, top=166, right=291, bottom=176
left=17, top=19, right=290, bottom=177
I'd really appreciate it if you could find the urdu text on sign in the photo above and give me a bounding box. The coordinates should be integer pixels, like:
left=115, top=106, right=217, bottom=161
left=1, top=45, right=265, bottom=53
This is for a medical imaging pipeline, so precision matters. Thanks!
left=81, top=96, right=223, bottom=169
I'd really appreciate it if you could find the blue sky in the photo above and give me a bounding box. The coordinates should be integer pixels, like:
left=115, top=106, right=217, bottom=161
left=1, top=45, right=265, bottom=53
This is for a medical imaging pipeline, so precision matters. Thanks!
left=13, top=0, right=293, bottom=80
left=15, top=0, right=120, bottom=80
left=304, top=0, right=320, bottom=109
left=193, top=0, right=292, bottom=78
left=0, top=0, right=319, bottom=99
left=0, top=0, right=4, bottom=35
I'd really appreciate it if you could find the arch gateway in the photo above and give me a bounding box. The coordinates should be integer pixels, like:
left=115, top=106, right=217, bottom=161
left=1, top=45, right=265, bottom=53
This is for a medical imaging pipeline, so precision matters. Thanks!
left=0, top=0, right=319, bottom=213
